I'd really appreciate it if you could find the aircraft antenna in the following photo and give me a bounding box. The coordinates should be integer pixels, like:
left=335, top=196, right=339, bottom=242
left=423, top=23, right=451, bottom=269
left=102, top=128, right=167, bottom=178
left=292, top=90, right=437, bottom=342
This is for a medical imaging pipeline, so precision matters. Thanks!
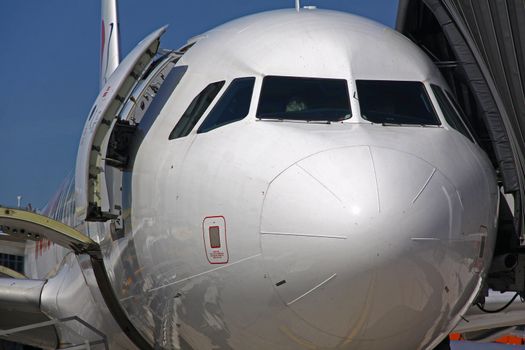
left=295, top=0, right=300, bottom=12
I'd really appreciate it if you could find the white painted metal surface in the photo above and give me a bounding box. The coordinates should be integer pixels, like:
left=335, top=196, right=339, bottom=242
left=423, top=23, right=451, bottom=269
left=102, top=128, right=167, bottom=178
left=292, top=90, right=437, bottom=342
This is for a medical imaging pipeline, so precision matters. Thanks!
left=112, top=9, right=497, bottom=349
left=3, top=7, right=506, bottom=350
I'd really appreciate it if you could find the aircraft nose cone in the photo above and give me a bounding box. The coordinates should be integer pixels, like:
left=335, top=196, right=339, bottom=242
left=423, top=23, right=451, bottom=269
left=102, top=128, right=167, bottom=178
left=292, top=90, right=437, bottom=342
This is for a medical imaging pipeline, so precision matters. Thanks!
left=260, top=146, right=462, bottom=348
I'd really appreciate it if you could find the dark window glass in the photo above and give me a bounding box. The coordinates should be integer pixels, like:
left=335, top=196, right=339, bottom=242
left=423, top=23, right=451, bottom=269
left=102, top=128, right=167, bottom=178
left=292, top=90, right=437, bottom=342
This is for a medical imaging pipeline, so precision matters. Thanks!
left=0, top=253, right=24, bottom=274
left=209, top=226, right=221, bottom=248
left=257, top=76, right=351, bottom=122
left=356, top=80, right=440, bottom=125
left=446, top=90, right=476, bottom=139
left=431, top=85, right=473, bottom=141
left=198, top=77, right=255, bottom=133
left=140, top=65, right=187, bottom=137
left=169, top=81, right=225, bottom=140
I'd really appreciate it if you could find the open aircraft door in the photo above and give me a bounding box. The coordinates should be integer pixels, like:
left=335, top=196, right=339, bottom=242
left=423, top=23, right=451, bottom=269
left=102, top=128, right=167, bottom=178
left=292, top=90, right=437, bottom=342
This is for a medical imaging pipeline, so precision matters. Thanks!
left=75, top=25, right=182, bottom=226
left=0, top=26, right=187, bottom=350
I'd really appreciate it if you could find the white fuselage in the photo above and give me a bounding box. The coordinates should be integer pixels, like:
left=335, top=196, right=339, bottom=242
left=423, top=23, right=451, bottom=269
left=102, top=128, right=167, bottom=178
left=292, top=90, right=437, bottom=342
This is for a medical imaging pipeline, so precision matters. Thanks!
left=124, top=117, right=497, bottom=350
left=25, top=9, right=499, bottom=350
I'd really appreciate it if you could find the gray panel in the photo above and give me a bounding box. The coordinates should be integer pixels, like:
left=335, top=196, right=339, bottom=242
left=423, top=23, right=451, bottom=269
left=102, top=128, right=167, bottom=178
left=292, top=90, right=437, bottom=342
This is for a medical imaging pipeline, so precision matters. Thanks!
left=426, top=0, right=519, bottom=191
left=455, top=0, right=525, bottom=157
left=447, top=0, right=525, bottom=234
left=0, top=278, right=58, bottom=349
left=0, top=278, right=44, bottom=313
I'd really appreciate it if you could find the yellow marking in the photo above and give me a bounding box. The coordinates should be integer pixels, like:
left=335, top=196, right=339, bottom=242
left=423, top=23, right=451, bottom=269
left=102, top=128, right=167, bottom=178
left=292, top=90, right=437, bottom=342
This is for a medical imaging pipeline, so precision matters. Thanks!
left=75, top=206, right=86, bottom=217
left=280, top=326, right=317, bottom=350
left=0, top=265, right=26, bottom=279
left=121, top=208, right=132, bottom=219
left=134, top=266, right=145, bottom=277
left=341, top=271, right=377, bottom=346
left=124, top=277, right=133, bottom=288
left=0, top=208, right=96, bottom=252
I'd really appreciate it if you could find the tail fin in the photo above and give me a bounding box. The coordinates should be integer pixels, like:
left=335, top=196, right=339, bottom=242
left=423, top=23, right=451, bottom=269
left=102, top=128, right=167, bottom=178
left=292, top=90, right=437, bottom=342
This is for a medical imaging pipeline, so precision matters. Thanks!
left=100, top=0, right=120, bottom=89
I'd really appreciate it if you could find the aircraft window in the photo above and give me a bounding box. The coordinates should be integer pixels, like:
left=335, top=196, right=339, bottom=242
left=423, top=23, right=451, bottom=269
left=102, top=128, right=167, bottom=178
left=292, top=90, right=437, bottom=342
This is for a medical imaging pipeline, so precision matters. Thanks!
left=431, top=85, right=474, bottom=142
left=197, top=77, right=255, bottom=133
left=446, top=90, right=477, bottom=140
left=169, top=81, right=225, bottom=140
left=0, top=253, right=24, bottom=273
left=356, top=80, right=440, bottom=125
left=256, top=76, right=351, bottom=122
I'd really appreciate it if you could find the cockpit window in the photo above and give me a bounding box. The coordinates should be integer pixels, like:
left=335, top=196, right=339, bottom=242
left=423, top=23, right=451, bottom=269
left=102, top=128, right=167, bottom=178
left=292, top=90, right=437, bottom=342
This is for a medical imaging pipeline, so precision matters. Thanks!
left=356, top=80, right=440, bottom=126
left=431, top=85, right=474, bottom=142
left=198, top=77, right=255, bottom=133
left=446, top=89, right=477, bottom=140
left=169, top=81, right=225, bottom=140
left=256, top=76, right=351, bottom=122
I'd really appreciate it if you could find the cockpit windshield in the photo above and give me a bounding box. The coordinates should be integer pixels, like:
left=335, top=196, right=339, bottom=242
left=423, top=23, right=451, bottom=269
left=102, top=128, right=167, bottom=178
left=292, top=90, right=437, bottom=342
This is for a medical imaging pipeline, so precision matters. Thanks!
left=257, top=76, right=352, bottom=122
left=356, top=80, right=440, bottom=126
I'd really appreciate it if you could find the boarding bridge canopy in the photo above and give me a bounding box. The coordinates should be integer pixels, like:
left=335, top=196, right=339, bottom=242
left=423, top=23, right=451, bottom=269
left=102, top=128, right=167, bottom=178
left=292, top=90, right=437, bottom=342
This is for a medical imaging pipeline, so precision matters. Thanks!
left=397, top=0, right=525, bottom=238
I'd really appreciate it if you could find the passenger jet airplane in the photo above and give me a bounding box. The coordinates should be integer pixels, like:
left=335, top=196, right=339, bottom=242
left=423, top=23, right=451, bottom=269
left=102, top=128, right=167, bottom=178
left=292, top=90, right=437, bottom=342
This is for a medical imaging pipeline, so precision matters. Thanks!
left=0, top=0, right=522, bottom=349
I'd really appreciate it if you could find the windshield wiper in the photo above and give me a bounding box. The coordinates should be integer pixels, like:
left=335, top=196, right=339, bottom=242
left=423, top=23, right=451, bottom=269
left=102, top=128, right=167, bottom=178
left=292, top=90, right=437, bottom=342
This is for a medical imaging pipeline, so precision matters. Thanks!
left=380, top=122, right=440, bottom=127
left=257, top=117, right=331, bottom=124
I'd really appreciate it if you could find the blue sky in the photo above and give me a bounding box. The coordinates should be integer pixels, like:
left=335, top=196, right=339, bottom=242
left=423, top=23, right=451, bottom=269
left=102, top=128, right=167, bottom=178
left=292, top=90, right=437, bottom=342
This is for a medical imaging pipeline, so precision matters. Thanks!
left=0, top=0, right=398, bottom=209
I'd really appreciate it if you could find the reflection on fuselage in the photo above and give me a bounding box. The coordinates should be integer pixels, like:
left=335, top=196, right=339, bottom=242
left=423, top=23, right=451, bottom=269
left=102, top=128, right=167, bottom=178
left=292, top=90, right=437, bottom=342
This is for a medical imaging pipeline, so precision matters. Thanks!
left=29, top=8, right=499, bottom=350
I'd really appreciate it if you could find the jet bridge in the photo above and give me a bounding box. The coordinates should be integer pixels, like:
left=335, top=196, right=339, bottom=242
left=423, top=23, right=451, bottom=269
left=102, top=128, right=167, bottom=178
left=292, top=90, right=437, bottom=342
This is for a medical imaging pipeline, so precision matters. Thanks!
left=397, top=0, right=525, bottom=338
left=397, top=0, right=525, bottom=222
left=0, top=207, right=151, bottom=349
